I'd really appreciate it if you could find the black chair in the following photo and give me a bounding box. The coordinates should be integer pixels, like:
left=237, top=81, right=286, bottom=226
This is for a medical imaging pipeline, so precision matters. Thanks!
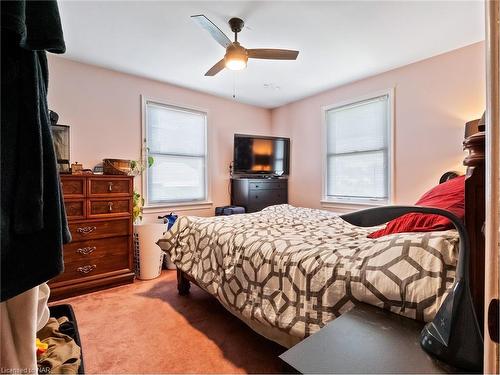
left=341, top=206, right=483, bottom=372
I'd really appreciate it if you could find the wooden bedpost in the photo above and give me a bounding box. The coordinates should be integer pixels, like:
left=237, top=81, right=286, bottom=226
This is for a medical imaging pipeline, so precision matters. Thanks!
left=463, top=130, right=485, bottom=329
left=177, top=269, right=191, bottom=295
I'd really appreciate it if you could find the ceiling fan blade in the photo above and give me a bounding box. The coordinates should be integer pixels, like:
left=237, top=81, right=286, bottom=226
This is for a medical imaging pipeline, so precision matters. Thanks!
left=205, top=59, right=226, bottom=76
left=247, top=49, right=299, bottom=60
left=191, top=15, right=232, bottom=49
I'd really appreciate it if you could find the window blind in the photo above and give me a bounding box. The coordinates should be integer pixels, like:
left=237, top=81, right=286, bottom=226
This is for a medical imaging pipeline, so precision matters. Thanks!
left=325, top=95, right=389, bottom=201
left=146, top=101, right=207, bottom=204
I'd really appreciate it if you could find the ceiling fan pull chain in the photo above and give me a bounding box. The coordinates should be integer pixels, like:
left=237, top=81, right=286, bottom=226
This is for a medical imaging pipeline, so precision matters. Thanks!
left=232, top=72, right=236, bottom=99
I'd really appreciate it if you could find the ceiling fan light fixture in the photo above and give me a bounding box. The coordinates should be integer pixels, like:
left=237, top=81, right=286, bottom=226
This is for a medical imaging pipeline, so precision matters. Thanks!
left=225, top=56, right=247, bottom=70
left=224, top=44, right=248, bottom=71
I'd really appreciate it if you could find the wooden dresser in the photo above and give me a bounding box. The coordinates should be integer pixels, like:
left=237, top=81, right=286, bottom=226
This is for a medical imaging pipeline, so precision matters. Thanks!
left=231, top=178, right=288, bottom=213
left=49, top=175, right=135, bottom=300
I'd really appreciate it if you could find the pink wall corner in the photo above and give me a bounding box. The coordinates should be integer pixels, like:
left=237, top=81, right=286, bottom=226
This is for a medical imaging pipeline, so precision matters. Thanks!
left=271, top=42, right=486, bottom=210
left=47, top=55, right=272, bottom=219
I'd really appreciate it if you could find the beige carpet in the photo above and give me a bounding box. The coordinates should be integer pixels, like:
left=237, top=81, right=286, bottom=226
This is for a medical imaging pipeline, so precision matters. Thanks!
left=53, top=270, right=284, bottom=374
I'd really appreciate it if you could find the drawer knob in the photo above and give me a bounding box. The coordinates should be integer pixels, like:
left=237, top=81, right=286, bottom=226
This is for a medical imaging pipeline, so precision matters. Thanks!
left=76, top=226, right=97, bottom=235
left=108, top=202, right=114, bottom=212
left=76, top=246, right=96, bottom=255
left=77, top=264, right=96, bottom=274
left=108, top=182, right=113, bottom=192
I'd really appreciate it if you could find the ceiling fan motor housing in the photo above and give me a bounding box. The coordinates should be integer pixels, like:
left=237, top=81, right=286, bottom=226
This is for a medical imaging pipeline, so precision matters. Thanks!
left=229, top=17, right=244, bottom=33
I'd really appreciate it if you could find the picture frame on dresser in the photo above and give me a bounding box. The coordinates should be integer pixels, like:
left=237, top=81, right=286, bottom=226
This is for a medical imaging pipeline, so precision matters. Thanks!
left=49, top=174, right=135, bottom=300
left=50, top=124, right=71, bottom=174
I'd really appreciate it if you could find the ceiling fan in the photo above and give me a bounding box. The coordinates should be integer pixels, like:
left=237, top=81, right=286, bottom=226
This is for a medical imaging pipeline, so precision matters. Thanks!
left=191, top=15, right=299, bottom=76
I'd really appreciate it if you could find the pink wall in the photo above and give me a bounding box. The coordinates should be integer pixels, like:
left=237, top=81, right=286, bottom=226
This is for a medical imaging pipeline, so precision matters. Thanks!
left=48, top=42, right=485, bottom=218
left=47, top=56, right=272, bottom=219
left=271, top=42, right=485, bottom=210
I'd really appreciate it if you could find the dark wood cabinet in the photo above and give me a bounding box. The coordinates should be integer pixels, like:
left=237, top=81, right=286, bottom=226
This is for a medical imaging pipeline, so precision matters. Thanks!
left=231, top=178, right=288, bottom=213
left=49, top=175, right=135, bottom=300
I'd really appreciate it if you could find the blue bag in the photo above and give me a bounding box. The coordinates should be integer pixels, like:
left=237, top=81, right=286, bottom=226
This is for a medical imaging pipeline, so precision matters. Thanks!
left=158, top=213, right=178, bottom=230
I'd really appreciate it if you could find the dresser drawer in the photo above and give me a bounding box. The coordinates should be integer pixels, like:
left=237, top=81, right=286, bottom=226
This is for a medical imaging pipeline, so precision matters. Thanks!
left=69, top=219, right=130, bottom=241
left=88, top=177, right=132, bottom=197
left=249, top=189, right=287, bottom=204
left=64, top=199, right=85, bottom=220
left=55, top=237, right=130, bottom=282
left=61, top=177, right=85, bottom=198
left=63, top=236, right=130, bottom=263
left=249, top=181, right=285, bottom=190
left=88, top=198, right=131, bottom=218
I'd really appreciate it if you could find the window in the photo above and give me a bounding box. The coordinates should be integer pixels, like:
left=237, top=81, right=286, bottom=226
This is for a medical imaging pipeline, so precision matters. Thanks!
left=323, top=91, right=392, bottom=204
left=144, top=100, right=208, bottom=206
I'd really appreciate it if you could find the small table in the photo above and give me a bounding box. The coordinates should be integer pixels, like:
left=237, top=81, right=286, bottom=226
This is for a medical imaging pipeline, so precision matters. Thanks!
left=279, top=304, right=459, bottom=374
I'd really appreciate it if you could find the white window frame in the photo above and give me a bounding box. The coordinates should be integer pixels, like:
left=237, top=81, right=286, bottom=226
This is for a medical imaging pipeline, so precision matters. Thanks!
left=141, top=96, right=212, bottom=212
left=321, top=88, right=395, bottom=211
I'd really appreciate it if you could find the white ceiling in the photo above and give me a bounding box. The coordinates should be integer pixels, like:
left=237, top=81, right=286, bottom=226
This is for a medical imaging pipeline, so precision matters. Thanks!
left=58, top=1, right=485, bottom=108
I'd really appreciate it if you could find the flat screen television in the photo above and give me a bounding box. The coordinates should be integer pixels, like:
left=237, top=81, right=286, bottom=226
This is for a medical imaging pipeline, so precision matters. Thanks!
left=233, top=134, right=290, bottom=176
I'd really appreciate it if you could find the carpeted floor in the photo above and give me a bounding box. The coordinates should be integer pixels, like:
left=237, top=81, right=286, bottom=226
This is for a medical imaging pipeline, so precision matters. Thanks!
left=53, top=270, right=284, bottom=374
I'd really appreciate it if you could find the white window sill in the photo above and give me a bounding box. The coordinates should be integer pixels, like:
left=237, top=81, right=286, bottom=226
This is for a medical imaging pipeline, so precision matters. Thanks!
left=143, top=201, right=213, bottom=214
left=320, top=198, right=388, bottom=214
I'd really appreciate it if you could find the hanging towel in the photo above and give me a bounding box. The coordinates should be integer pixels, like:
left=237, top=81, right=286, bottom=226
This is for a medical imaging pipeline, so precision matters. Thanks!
left=1, top=0, right=71, bottom=301
left=0, top=283, right=52, bottom=372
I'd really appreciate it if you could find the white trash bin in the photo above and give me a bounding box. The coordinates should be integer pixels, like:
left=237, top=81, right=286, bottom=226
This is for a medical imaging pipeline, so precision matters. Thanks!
left=133, top=223, right=166, bottom=280
left=163, top=253, right=177, bottom=270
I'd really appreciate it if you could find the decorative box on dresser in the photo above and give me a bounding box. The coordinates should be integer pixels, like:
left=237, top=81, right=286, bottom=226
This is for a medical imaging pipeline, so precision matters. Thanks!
left=49, top=175, right=135, bottom=300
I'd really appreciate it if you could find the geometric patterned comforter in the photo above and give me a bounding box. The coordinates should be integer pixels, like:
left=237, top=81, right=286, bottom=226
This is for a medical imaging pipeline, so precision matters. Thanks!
left=157, top=204, right=458, bottom=342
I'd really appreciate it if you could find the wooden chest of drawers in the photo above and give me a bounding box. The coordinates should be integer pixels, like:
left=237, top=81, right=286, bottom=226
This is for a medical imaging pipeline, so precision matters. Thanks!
left=49, top=175, right=135, bottom=300
left=231, top=178, right=288, bottom=213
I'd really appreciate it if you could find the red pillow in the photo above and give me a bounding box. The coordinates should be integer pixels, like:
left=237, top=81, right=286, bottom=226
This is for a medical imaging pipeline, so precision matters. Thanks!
left=368, top=175, right=465, bottom=238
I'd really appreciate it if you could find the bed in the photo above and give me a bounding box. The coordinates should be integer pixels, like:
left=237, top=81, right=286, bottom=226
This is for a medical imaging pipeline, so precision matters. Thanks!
left=157, top=131, right=485, bottom=348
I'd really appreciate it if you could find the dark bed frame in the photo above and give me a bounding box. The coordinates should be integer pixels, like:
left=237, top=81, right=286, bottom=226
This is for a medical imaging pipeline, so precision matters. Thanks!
left=177, top=130, right=486, bottom=329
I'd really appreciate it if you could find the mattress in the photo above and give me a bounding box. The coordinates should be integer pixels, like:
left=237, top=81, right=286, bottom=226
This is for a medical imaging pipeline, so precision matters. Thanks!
left=157, top=204, right=458, bottom=346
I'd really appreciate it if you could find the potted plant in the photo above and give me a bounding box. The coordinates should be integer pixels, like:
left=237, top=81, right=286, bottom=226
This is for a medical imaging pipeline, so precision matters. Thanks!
left=130, top=148, right=166, bottom=279
left=132, top=191, right=145, bottom=224
left=130, top=146, right=154, bottom=225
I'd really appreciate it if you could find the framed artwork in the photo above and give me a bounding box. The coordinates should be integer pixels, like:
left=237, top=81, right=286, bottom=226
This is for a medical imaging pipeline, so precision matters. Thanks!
left=58, top=160, right=71, bottom=174
left=50, top=124, right=71, bottom=174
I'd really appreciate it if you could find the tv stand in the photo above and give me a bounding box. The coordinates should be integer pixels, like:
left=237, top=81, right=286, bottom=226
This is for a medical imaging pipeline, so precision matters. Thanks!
left=231, top=177, right=288, bottom=213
